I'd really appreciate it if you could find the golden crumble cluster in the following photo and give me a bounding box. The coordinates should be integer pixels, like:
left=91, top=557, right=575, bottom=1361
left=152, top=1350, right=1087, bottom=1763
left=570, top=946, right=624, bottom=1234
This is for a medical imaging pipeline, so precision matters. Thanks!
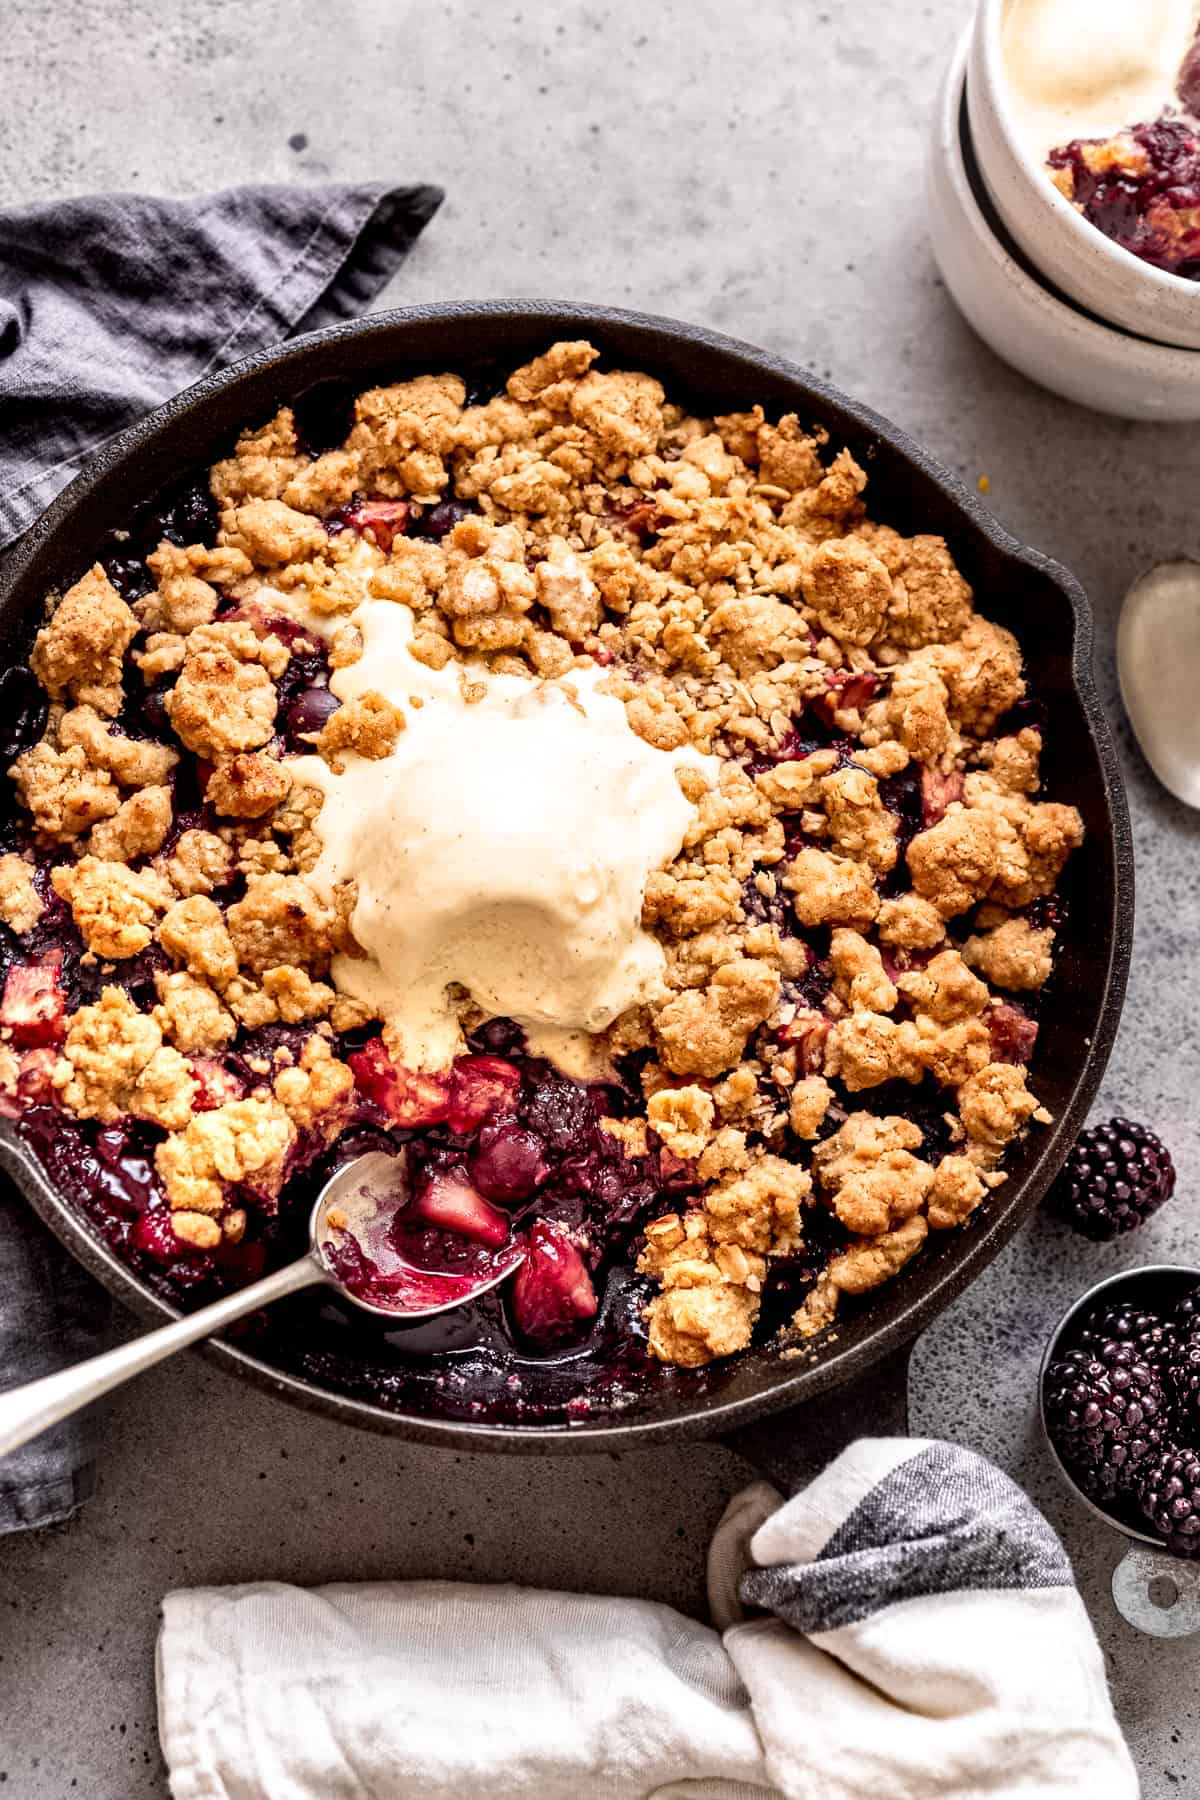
left=2, top=340, right=1082, bottom=1372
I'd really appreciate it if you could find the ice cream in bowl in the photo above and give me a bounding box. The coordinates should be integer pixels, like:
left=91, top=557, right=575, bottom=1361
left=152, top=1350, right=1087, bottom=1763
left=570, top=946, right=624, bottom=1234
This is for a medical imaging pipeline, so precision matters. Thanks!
left=968, top=0, right=1200, bottom=347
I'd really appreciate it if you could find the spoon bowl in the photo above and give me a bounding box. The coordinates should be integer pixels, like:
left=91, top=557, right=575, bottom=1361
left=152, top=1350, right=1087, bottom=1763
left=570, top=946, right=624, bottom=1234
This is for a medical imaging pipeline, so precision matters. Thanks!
left=312, top=1151, right=526, bottom=1318
left=0, top=1151, right=526, bottom=1461
left=1118, top=561, right=1200, bottom=810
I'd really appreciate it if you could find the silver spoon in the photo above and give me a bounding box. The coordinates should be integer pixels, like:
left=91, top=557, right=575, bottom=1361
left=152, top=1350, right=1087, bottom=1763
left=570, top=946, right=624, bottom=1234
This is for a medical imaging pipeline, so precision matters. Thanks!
left=0, top=1151, right=523, bottom=1460
left=1118, top=561, right=1200, bottom=809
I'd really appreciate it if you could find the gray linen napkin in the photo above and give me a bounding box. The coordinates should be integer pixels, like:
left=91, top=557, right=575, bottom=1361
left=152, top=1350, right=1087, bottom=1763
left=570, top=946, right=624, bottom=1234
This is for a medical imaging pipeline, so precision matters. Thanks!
left=0, top=179, right=442, bottom=1532
left=0, top=181, right=442, bottom=547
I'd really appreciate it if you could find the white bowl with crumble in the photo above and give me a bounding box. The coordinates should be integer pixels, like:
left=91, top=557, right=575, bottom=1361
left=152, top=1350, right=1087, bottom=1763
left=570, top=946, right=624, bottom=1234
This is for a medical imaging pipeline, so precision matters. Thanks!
left=0, top=321, right=1106, bottom=1432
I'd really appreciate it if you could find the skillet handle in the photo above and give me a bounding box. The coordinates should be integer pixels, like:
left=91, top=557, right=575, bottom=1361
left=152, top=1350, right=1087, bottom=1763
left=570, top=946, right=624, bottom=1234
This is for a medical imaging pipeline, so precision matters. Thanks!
left=717, top=1342, right=912, bottom=1495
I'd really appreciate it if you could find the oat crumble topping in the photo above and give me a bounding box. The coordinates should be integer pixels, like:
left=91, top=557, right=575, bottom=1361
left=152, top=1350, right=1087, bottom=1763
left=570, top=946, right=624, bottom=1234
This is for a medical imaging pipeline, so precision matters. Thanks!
left=0, top=340, right=1083, bottom=1387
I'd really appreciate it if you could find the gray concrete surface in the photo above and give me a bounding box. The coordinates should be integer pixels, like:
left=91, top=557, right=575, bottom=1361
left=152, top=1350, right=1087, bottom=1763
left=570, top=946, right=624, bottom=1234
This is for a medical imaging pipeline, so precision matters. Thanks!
left=2, top=0, right=1199, bottom=1792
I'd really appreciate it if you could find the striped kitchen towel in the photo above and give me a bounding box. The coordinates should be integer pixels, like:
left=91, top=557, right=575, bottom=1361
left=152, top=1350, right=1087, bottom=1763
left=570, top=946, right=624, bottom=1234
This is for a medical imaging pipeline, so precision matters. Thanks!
left=157, top=1438, right=1136, bottom=1798
left=710, top=1439, right=1138, bottom=1799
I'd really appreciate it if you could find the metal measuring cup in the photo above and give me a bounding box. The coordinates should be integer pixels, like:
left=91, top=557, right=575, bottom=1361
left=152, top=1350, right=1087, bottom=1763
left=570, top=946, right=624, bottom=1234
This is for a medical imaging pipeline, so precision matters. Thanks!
left=1040, top=1264, right=1200, bottom=1638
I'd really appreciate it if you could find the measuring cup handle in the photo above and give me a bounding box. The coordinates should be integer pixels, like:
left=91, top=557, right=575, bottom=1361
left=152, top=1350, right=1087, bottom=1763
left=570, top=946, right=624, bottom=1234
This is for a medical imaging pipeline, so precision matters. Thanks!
left=1110, top=1542, right=1200, bottom=1637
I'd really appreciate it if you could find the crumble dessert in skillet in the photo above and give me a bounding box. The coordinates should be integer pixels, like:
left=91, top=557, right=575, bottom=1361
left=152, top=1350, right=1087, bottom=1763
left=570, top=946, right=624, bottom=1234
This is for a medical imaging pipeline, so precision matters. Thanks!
left=0, top=340, right=1082, bottom=1395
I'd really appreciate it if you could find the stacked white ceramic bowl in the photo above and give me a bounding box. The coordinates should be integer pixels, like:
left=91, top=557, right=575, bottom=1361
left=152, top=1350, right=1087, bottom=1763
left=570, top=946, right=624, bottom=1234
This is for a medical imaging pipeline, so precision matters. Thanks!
left=928, top=0, right=1200, bottom=419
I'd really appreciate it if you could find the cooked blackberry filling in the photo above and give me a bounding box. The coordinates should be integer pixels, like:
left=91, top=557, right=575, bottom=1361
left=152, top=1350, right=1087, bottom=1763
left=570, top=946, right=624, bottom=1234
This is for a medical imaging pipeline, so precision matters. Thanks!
left=0, top=340, right=1083, bottom=1419
left=1049, top=116, right=1200, bottom=276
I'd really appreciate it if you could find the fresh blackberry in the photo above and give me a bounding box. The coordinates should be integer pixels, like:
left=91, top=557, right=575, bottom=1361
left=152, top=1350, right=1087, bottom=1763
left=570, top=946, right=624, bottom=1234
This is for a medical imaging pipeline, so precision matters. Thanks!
left=1170, top=1335, right=1200, bottom=1438
left=1172, top=1286, right=1200, bottom=1337
left=1043, top=1344, right=1167, bottom=1499
left=1078, top=1302, right=1176, bottom=1375
left=1139, top=1447, right=1200, bottom=1557
left=1046, top=1117, right=1176, bottom=1240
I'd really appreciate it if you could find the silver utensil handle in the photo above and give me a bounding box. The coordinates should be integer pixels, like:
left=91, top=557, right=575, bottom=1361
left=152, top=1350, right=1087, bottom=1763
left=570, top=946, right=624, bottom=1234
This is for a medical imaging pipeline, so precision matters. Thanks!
left=1111, top=1542, right=1200, bottom=1638
left=0, top=1253, right=325, bottom=1461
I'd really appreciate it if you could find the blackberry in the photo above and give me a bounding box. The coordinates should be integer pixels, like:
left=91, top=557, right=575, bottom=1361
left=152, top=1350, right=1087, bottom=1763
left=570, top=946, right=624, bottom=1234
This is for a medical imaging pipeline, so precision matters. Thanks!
left=1044, top=1344, right=1167, bottom=1499
left=1139, top=1447, right=1200, bottom=1557
left=1046, top=1117, right=1176, bottom=1240
left=1078, top=1302, right=1176, bottom=1375
left=1173, top=1286, right=1200, bottom=1337
left=1166, top=1288, right=1200, bottom=1434
left=1170, top=1334, right=1200, bottom=1438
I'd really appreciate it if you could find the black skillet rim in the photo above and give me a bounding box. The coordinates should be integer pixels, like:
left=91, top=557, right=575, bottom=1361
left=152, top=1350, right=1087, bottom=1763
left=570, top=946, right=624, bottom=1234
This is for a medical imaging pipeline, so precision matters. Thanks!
left=0, top=300, right=1134, bottom=1452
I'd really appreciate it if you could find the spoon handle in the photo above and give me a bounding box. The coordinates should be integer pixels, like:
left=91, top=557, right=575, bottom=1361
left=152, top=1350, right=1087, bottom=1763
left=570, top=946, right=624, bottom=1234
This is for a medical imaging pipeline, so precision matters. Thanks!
left=0, top=1253, right=326, bottom=1461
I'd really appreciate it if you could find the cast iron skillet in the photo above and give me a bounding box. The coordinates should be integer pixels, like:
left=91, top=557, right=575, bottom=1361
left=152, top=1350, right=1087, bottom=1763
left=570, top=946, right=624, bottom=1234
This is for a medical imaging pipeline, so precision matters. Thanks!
left=0, top=303, right=1133, bottom=1485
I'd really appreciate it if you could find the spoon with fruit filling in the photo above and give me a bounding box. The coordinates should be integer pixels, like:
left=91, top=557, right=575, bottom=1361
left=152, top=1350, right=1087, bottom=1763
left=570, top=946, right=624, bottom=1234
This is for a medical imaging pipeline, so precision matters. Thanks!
left=0, top=1150, right=524, bottom=1460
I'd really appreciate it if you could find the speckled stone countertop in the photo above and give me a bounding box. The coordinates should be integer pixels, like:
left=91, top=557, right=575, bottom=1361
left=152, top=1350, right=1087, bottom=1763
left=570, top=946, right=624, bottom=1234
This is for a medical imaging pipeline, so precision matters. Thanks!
left=2, top=0, right=1199, bottom=1793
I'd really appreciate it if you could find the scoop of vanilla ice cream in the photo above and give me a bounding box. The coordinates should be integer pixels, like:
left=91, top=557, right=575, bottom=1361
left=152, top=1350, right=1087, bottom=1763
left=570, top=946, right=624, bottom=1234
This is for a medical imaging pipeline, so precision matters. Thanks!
left=1003, top=0, right=1200, bottom=154
left=294, top=600, right=718, bottom=1070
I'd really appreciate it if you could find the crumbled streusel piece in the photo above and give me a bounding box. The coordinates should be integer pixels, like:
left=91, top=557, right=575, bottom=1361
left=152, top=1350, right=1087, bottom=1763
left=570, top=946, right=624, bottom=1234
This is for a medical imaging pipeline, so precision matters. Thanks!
left=349, top=373, right=465, bottom=497
left=218, top=498, right=329, bottom=567
left=654, top=958, right=779, bottom=1079
left=785, top=847, right=880, bottom=929
left=707, top=594, right=812, bottom=676
left=983, top=728, right=1041, bottom=796
left=315, top=692, right=405, bottom=770
left=283, top=450, right=361, bottom=516
left=52, top=857, right=172, bottom=959
left=55, top=986, right=195, bottom=1129
left=205, top=753, right=290, bottom=819
left=159, top=895, right=239, bottom=988
left=927, top=1154, right=988, bottom=1229
left=991, top=800, right=1084, bottom=910
left=226, top=874, right=333, bottom=974
left=260, top=964, right=335, bottom=1022
left=88, top=786, right=173, bottom=863
left=958, top=1061, right=1044, bottom=1152
left=644, top=1271, right=761, bottom=1368
left=908, top=808, right=1003, bottom=918
left=962, top=916, right=1055, bottom=991
left=643, top=866, right=742, bottom=937
left=830, top=930, right=897, bottom=1014
left=186, top=618, right=291, bottom=680
left=820, top=766, right=897, bottom=874
left=880, top=533, right=973, bottom=648
left=166, top=646, right=277, bottom=758
left=800, top=536, right=891, bottom=645
left=905, top=1013, right=992, bottom=1088
left=929, top=617, right=1024, bottom=735
left=162, top=828, right=234, bottom=897
left=30, top=566, right=137, bottom=715
left=155, top=1095, right=296, bottom=1215
left=793, top=1214, right=929, bottom=1336
left=153, top=971, right=237, bottom=1054
left=57, top=705, right=178, bottom=789
left=139, top=541, right=253, bottom=634
left=788, top=1075, right=833, bottom=1139
left=535, top=541, right=603, bottom=643
left=754, top=749, right=839, bottom=811
left=875, top=894, right=945, bottom=950
left=600, top=1115, right=650, bottom=1159
left=11, top=742, right=120, bottom=841
left=824, top=1011, right=922, bottom=1092
left=0, top=854, right=42, bottom=934
left=273, top=1034, right=354, bottom=1131
left=640, top=1152, right=808, bottom=1365
left=816, top=1116, right=934, bottom=1235
left=646, top=1084, right=716, bottom=1159
left=208, top=408, right=304, bottom=508
left=896, top=949, right=988, bottom=1023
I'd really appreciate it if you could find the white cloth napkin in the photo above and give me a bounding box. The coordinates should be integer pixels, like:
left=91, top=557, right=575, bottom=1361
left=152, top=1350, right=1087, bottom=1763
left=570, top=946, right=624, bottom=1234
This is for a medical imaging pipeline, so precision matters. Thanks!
left=157, top=1438, right=1137, bottom=1800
